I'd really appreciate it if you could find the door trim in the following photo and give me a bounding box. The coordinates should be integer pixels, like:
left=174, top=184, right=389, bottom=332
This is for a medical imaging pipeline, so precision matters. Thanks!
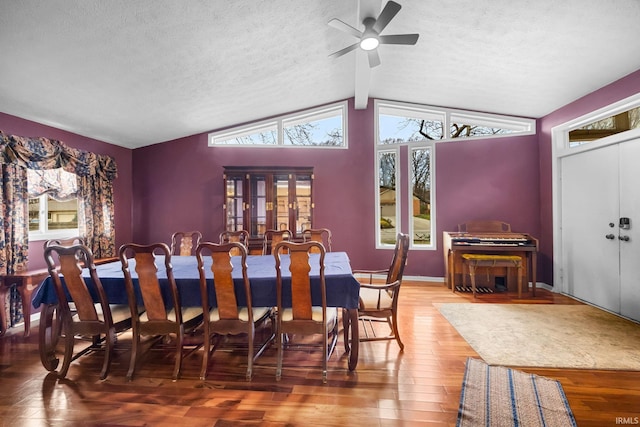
left=552, top=93, right=640, bottom=294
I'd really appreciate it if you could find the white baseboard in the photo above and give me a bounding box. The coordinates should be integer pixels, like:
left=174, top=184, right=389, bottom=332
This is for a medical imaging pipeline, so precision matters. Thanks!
left=355, top=272, right=553, bottom=290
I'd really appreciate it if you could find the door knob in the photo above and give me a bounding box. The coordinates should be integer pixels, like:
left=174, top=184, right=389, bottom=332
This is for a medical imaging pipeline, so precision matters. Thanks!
left=619, top=235, right=630, bottom=242
left=605, top=234, right=615, bottom=240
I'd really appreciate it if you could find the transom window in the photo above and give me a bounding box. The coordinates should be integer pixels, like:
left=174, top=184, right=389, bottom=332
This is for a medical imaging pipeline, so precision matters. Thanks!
left=377, top=100, right=534, bottom=145
left=568, top=105, right=640, bottom=147
left=209, top=101, right=347, bottom=148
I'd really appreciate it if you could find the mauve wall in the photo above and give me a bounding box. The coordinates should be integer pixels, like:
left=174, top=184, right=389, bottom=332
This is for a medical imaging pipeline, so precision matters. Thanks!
left=131, top=98, right=541, bottom=278
left=0, top=112, right=134, bottom=270
left=537, top=68, right=640, bottom=285
left=7, top=66, right=637, bottom=279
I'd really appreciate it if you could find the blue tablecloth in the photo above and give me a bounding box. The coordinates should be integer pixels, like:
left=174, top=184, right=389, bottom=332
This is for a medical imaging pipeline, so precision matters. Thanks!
left=32, top=252, right=360, bottom=310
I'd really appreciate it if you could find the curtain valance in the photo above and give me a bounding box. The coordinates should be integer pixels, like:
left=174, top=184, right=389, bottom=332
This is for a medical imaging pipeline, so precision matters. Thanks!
left=0, top=131, right=117, bottom=181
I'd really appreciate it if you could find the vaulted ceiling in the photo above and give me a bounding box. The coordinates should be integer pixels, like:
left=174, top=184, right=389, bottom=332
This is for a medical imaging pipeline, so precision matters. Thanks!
left=1, top=0, right=640, bottom=149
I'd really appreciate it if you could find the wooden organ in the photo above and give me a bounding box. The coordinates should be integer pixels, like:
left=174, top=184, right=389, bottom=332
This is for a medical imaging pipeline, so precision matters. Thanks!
left=443, top=231, right=539, bottom=296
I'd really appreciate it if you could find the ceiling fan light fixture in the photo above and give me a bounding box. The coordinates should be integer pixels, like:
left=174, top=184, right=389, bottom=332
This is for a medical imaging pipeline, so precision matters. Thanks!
left=360, top=35, right=379, bottom=50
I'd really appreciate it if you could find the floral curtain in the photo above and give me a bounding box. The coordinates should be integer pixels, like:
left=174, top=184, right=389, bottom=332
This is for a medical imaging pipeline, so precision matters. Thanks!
left=1, top=130, right=118, bottom=326
left=27, top=168, right=78, bottom=201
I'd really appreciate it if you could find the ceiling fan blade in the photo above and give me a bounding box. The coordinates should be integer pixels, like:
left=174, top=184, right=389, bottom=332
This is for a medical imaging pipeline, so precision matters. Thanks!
left=328, top=18, right=363, bottom=39
left=329, top=42, right=360, bottom=58
left=379, top=33, right=419, bottom=45
left=373, top=0, right=401, bottom=33
left=367, top=49, right=381, bottom=68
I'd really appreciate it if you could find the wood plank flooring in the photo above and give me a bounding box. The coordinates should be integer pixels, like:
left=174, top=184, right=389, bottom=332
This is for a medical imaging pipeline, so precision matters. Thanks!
left=1, top=281, right=639, bottom=426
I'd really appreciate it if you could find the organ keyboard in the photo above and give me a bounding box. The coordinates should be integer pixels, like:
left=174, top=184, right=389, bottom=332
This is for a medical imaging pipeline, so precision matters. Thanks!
left=443, top=231, right=539, bottom=295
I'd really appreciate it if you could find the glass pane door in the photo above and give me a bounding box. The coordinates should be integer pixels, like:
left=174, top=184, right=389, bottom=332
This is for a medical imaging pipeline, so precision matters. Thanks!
left=225, top=176, right=244, bottom=231
left=295, top=174, right=312, bottom=235
left=250, top=175, right=267, bottom=237
left=273, top=174, right=290, bottom=231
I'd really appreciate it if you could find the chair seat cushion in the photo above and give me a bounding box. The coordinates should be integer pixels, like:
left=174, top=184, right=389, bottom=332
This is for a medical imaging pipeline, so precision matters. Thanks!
left=207, top=306, right=271, bottom=323
left=359, top=287, right=393, bottom=310
left=139, top=306, right=203, bottom=323
left=280, top=306, right=337, bottom=325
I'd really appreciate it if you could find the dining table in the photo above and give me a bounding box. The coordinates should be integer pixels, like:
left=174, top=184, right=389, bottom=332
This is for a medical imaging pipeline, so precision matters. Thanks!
left=32, top=251, right=361, bottom=373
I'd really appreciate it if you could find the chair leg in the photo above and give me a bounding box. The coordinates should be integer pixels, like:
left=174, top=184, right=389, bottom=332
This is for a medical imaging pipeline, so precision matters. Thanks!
left=390, top=313, right=404, bottom=351
left=127, top=330, right=139, bottom=381
left=172, top=331, right=184, bottom=381
left=276, top=332, right=283, bottom=381
left=58, top=321, right=74, bottom=379
left=342, top=308, right=350, bottom=353
left=322, top=327, right=328, bottom=384
left=246, top=328, right=254, bottom=381
left=99, top=329, right=116, bottom=380
left=200, top=331, right=211, bottom=381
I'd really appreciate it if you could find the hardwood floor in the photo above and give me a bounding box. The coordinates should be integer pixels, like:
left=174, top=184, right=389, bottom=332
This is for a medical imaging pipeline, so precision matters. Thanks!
left=1, top=281, right=639, bottom=426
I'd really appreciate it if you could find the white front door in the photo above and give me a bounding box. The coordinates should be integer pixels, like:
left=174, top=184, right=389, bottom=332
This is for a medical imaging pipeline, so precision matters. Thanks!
left=619, top=139, right=640, bottom=320
left=561, top=144, right=621, bottom=313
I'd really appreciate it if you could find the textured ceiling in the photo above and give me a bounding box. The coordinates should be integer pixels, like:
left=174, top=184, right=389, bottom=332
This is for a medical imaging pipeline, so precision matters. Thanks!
left=1, top=0, right=640, bottom=149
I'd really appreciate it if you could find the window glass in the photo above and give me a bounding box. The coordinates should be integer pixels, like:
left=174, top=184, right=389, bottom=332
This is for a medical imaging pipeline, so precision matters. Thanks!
left=449, top=123, right=515, bottom=138
left=410, top=147, right=432, bottom=247
left=210, top=101, right=347, bottom=148
left=569, top=106, right=640, bottom=147
left=28, top=198, right=40, bottom=232
left=47, top=198, right=78, bottom=230
left=213, top=122, right=277, bottom=145
left=379, top=114, right=441, bottom=143
left=378, top=150, right=398, bottom=246
left=378, top=104, right=444, bottom=143
left=283, top=113, right=343, bottom=146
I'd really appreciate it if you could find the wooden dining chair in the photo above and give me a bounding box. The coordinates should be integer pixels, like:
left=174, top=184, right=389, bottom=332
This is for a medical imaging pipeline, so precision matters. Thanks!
left=302, top=228, right=332, bottom=252
left=43, top=244, right=133, bottom=380
left=345, top=233, right=409, bottom=351
left=43, top=236, right=85, bottom=249
left=274, top=241, right=338, bottom=383
left=196, top=242, right=275, bottom=380
left=262, top=229, right=292, bottom=255
left=170, top=231, right=203, bottom=256
left=119, top=242, right=203, bottom=381
left=219, top=230, right=250, bottom=256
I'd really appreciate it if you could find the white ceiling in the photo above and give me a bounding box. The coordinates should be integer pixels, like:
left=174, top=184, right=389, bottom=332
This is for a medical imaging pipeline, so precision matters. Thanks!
left=1, top=0, right=640, bottom=149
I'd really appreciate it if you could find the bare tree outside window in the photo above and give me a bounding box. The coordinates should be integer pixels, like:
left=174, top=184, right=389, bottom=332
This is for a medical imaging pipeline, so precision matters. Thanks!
left=283, top=120, right=343, bottom=146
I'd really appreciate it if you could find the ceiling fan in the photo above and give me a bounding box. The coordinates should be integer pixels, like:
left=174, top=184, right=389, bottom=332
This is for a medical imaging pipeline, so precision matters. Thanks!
left=328, top=0, right=419, bottom=68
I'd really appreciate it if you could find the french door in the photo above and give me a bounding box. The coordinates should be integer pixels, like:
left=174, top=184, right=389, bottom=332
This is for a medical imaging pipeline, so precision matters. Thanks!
left=560, top=139, right=640, bottom=320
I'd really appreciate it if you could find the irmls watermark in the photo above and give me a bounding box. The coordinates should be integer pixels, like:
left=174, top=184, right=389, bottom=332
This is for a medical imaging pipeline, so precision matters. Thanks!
left=616, top=417, right=640, bottom=425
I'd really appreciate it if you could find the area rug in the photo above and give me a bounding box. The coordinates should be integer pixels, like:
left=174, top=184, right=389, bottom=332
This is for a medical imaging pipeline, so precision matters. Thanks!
left=457, top=358, right=577, bottom=427
left=437, top=303, right=640, bottom=370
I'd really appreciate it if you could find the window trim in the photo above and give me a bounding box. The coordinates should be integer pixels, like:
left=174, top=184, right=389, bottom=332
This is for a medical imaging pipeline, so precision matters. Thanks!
left=209, top=101, right=348, bottom=149
left=553, top=92, right=640, bottom=156
left=375, top=99, right=535, bottom=143
left=374, top=99, right=534, bottom=251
